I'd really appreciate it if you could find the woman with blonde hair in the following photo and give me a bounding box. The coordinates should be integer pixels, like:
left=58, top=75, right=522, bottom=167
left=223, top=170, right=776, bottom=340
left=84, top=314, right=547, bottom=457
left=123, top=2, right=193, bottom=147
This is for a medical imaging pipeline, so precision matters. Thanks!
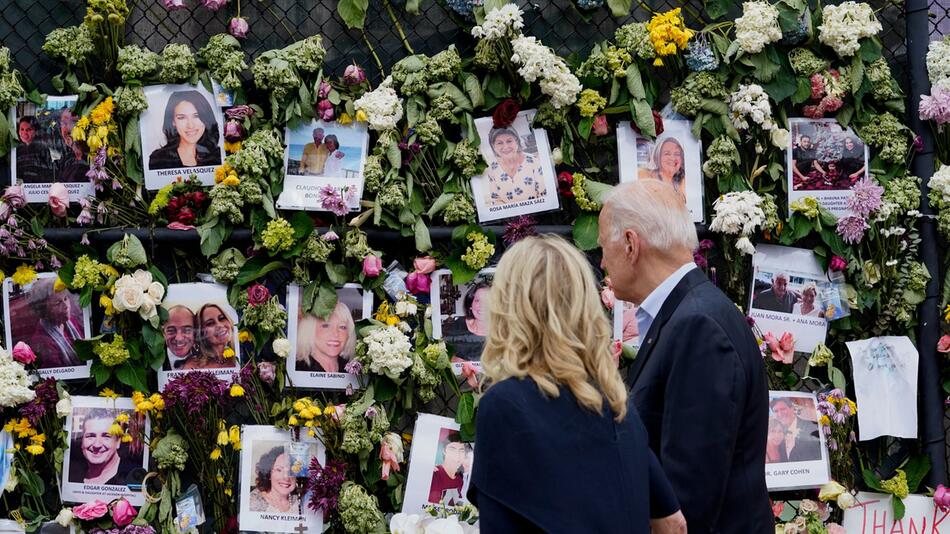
left=467, top=235, right=685, bottom=533
left=296, top=300, right=356, bottom=373
left=792, top=282, right=822, bottom=317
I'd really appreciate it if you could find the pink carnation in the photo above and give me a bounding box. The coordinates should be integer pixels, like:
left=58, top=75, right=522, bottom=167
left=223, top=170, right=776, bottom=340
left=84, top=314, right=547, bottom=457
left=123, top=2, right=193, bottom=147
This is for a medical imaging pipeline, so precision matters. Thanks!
left=810, top=73, right=826, bottom=100
left=11, top=341, right=36, bottom=364
left=73, top=500, right=109, bottom=520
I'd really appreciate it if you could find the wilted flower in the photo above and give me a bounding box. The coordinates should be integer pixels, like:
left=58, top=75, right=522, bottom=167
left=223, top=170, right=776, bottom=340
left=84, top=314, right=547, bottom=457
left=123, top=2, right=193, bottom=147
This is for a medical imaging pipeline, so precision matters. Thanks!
left=343, top=64, right=366, bottom=85
left=228, top=17, right=249, bottom=39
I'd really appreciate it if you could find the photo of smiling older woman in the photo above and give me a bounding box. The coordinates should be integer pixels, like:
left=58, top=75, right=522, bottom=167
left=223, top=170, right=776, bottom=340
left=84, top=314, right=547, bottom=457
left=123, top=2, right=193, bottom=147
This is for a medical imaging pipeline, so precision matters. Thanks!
left=60, top=396, right=150, bottom=505
left=157, top=283, right=240, bottom=390
left=140, top=84, right=224, bottom=190
left=617, top=119, right=705, bottom=223
left=286, top=284, right=372, bottom=390
left=469, top=110, right=559, bottom=223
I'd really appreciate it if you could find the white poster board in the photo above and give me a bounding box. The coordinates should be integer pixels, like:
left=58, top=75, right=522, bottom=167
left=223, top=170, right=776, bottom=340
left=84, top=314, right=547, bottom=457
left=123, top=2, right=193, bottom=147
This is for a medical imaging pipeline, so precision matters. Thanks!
left=843, top=492, right=949, bottom=533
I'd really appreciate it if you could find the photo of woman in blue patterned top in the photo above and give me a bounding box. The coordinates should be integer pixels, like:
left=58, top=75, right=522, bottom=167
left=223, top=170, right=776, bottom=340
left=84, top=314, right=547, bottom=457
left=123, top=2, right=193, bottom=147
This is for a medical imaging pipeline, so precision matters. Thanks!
left=483, top=127, right=547, bottom=207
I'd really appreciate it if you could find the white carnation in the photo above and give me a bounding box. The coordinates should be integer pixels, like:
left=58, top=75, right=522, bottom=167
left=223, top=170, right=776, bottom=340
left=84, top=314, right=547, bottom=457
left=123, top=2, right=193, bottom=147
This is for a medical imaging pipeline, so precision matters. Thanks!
left=471, top=4, right=523, bottom=40
left=354, top=86, right=404, bottom=131
left=818, top=2, right=881, bottom=58
left=735, top=1, right=782, bottom=54
left=930, top=165, right=950, bottom=203
left=0, top=349, right=35, bottom=408
left=363, top=326, right=413, bottom=379
left=272, top=337, right=291, bottom=358
left=709, top=191, right=767, bottom=256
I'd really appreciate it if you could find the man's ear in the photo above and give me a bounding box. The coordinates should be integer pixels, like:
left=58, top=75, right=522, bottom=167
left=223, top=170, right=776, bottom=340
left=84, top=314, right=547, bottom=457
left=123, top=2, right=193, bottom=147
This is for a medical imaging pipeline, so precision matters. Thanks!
left=624, top=229, right=639, bottom=263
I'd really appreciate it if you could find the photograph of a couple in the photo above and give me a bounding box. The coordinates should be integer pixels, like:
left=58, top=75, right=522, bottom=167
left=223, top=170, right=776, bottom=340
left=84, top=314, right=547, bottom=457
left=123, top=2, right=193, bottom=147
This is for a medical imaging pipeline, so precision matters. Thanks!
left=789, top=118, right=867, bottom=192
left=751, top=271, right=826, bottom=317
left=764, top=391, right=830, bottom=491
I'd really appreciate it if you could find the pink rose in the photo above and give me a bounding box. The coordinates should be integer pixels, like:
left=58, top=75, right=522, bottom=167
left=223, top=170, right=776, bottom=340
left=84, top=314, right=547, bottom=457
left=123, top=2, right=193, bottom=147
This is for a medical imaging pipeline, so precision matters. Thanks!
left=111, top=498, right=136, bottom=527
left=764, top=332, right=795, bottom=364
left=412, top=256, right=436, bottom=275
left=316, top=99, right=334, bottom=122
left=247, top=283, right=270, bottom=306
left=3, top=185, right=26, bottom=210
left=600, top=286, right=616, bottom=310
left=228, top=17, right=249, bottom=39
left=12, top=341, right=36, bottom=364
left=48, top=183, right=69, bottom=218
left=343, top=65, right=367, bottom=85
left=935, top=484, right=950, bottom=511
left=223, top=120, right=246, bottom=142
left=257, top=362, right=276, bottom=385
left=362, top=255, right=382, bottom=277
left=73, top=500, right=109, bottom=520
left=405, top=272, right=431, bottom=295
left=939, top=335, right=950, bottom=353
left=591, top=114, right=609, bottom=137
left=318, top=81, right=332, bottom=99
left=829, top=255, right=848, bottom=272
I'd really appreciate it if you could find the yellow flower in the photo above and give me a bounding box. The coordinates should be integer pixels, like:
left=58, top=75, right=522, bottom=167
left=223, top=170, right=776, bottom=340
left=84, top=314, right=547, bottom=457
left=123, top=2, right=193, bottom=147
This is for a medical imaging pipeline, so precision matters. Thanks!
left=307, top=429, right=316, bottom=438
left=76, top=116, right=89, bottom=130
left=323, top=406, right=336, bottom=416
left=71, top=124, right=86, bottom=142
left=288, top=415, right=299, bottom=426
left=108, top=423, right=124, bottom=436
left=25, top=444, right=44, bottom=456
left=299, top=408, right=315, bottom=420
left=132, top=391, right=145, bottom=405
left=115, top=413, right=129, bottom=423
left=100, top=264, right=119, bottom=279
left=944, top=304, right=950, bottom=322
left=96, top=125, right=109, bottom=142
left=224, top=488, right=232, bottom=497
left=87, top=134, right=101, bottom=151
left=210, top=447, right=222, bottom=460
left=217, top=429, right=229, bottom=446
left=29, top=434, right=45, bottom=444
left=53, top=277, right=67, bottom=292
left=223, top=175, right=240, bottom=187
left=214, top=164, right=229, bottom=183
left=386, top=316, right=400, bottom=327
left=0, top=271, right=5, bottom=283
left=11, top=265, right=37, bottom=287
left=216, top=473, right=224, bottom=484
left=99, top=295, right=115, bottom=315
left=238, top=330, right=251, bottom=343
left=90, top=97, right=114, bottom=125
left=338, top=113, right=353, bottom=125
left=819, top=415, right=830, bottom=427
left=222, top=347, right=235, bottom=359
left=293, top=400, right=306, bottom=412
left=99, top=388, right=120, bottom=399
left=229, top=425, right=241, bottom=449
left=121, top=434, right=132, bottom=443
left=355, top=109, right=368, bottom=122
left=224, top=140, right=241, bottom=153
left=230, top=384, right=245, bottom=397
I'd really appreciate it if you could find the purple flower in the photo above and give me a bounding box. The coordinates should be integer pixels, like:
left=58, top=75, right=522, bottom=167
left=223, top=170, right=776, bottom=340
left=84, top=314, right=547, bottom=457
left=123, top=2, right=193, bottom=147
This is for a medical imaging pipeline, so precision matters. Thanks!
left=318, top=81, right=332, bottom=99
left=913, top=135, right=924, bottom=153
left=364, top=405, right=378, bottom=419
left=317, top=99, right=334, bottom=122
left=846, top=178, right=884, bottom=217
left=829, top=255, right=848, bottom=272
left=836, top=214, right=869, bottom=244
left=321, top=230, right=339, bottom=241
left=223, top=120, right=246, bottom=142
left=306, top=458, right=347, bottom=521
left=257, top=362, right=276, bottom=385
left=18, top=378, right=58, bottom=425
left=163, top=371, right=232, bottom=431
left=745, top=315, right=756, bottom=327
left=228, top=17, right=249, bottom=38
left=81, top=233, right=90, bottom=245
left=343, top=360, right=362, bottom=374
left=343, top=65, right=366, bottom=85
left=699, top=239, right=714, bottom=251
left=2, top=185, right=25, bottom=210
left=319, top=185, right=348, bottom=216
left=201, top=0, right=228, bottom=10
left=919, top=86, right=950, bottom=124
left=502, top=215, right=537, bottom=245
left=162, top=0, right=187, bottom=9
left=224, top=105, right=254, bottom=121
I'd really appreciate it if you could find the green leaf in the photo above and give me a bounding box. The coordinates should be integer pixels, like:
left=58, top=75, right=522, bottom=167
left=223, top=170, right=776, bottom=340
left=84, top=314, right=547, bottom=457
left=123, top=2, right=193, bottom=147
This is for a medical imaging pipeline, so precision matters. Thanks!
left=314, top=284, right=339, bottom=318
left=460, top=72, right=484, bottom=109
left=859, top=37, right=883, bottom=63
left=406, top=96, right=424, bottom=127
left=387, top=140, right=402, bottom=168
left=290, top=211, right=315, bottom=240
left=573, top=212, right=600, bottom=251
left=325, top=262, right=350, bottom=285
left=792, top=77, right=812, bottom=104
left=606, top=0, right=631, bottom=16
left=586, top=179, right=613, bottom=205
left=116, top=361, right=148, bottom=392
left=631, top=99, right=655, bottom=138
left=443, top=254, right=477, bottom=285
left=235, top=259, right=285, bottom=286
left=625, top=65, right=646, bottom=100
left=578, top=116, right=593, bottom=140
left=740, top=50, right=781, bottom=83
left=427, top=82, right=472, bottom=112
left=427, top=193, right=454, bottom=217
left=862, top=468, right=884, bottom=491
left=197, top=216, right=227, bottom=256
left=893, top=497, right=905, bottom=520
left=414, top=216, right=431, bottom=252
left=851, top=54, right=865, bottom=95
left=705, top=0, right=732, bottom=20
left=337, top=0, right=369, bottom=29
left=456, top=393, right=475, bottom=424
left=903, top=454, right=931, bottom=493
left=762, top=69, right=798, bottom=103
left=828, top=365, right=847, bottom=390
left=106, top=233, right=148, bottom=267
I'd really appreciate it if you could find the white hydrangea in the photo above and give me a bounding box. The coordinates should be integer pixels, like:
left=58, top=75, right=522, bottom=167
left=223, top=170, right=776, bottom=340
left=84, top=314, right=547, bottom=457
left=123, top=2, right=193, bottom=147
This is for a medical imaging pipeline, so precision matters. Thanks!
left=471, top=4, right=524, bottom=40
left=511, top=36, right=581, bottom=108
left=728, top=83, right=777, bottom=132
left=354, top=85, right=404, bottom=131
left=818, top=2, right=881, bottom=58
left=112, top=270, right=163, bottom=325
left=709, top=191, right=767, bottom=255
left=272, top=337, right=291, bottom=358
left=927, top=37, right=950, bottom=87
left=735, top=1, right=782, bottom=55
left=929, top=165, right=950, bottom=203
left=363, top=326, right=413, bottom=379
left=0, top=347, right=35, bottom=408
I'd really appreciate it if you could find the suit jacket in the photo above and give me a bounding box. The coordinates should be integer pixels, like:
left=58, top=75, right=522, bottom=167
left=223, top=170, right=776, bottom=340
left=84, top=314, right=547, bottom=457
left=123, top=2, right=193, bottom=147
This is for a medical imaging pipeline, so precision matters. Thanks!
left=627, top=269, right=774, bottom=534
left=468, top=377, right=679, bottom=533
left=788, top=417, right=822, bottom=462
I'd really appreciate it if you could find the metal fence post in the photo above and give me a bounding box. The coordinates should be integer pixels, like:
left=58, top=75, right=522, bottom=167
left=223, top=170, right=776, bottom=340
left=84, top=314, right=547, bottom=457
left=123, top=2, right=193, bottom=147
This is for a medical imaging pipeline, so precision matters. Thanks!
left=906, top=0, right=947, bottom=487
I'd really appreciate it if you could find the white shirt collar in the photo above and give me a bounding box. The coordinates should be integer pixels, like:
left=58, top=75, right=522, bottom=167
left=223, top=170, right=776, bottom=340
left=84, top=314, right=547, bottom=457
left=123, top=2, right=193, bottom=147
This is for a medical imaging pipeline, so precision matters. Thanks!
left=635, top=262, right=697, bottom=339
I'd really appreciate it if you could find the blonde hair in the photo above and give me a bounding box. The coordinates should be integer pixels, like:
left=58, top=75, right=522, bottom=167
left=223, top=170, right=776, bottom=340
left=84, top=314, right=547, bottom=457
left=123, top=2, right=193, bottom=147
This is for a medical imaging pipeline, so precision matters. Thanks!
left=481, top=235, right=628, bottom=421
left=295, top=301, right=357, bottom=363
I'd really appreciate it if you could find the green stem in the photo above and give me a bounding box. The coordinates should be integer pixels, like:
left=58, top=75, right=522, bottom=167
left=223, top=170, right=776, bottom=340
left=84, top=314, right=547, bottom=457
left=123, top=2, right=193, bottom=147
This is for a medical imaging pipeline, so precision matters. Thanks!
left=361, top=31, right=386, bottom=76
left=384, top=0, right=415, bottom=54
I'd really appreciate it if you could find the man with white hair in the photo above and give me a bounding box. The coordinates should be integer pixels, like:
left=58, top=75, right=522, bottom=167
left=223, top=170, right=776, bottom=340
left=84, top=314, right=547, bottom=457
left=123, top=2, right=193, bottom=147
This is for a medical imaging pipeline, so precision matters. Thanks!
left=753, top=272, right=798, bottom=313
left=598, top=180, right=773, bottom=533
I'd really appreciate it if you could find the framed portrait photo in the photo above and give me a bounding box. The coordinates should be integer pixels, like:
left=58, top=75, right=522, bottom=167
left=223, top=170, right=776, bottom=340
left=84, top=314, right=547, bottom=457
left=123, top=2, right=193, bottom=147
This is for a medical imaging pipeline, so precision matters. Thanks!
left=765, top=391, right=830, bottom=491
left=9, top=96, right=95, bottom=203
left=402, top=413, right=475, bottom=516
left=469, top=110, right=559, bottom=222
left=612, top=299, right=640, bottom=347
left=430, top=268, right=494, bottom=374
left=157, top=282, right=240, bottom=390
left=617, top=119, right=704, bottom=223
left=787, top=117, right=869, bottom=217
left=139, top=84, right=225, bottom=190
left=276, top=120, right=370, bottom=212
left=238, top=425, right=325, bottom=533
left=3, top=273, right=91, bottom=380
left=286, top=283, right=372, bottom=390
left=60, top=396, right=150, bottom=505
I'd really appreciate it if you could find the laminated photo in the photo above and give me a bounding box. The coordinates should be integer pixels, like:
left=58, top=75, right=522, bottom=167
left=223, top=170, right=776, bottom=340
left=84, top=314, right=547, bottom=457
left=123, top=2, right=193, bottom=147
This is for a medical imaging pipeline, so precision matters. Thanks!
left=3, top=273, right=92, bottom=380
left=140, top=84, right=225, bottom=190
left=9, top=96, right=95, bottom=202
left=765, top=391, right=830, bottom=491
left=430, top=268, right=494, bottom=373
left=846, top=336, right=918, bottom=441
left=469, top=110, right=559, bottom=222
left=276, top=120, right=370, bottom=212
left=60, top=396, right=150, bottom=505
left=613, top=300, right=639, bottom=347
left=402, top=413, right=474, bottom=516
left=158, top=283, right=240, bottom=390
left=238, top=425, right=325, bottom=533
left=748, top=245, right=829, bottom=353
left=286, top=283, right=372, bottom=390
left=787, top=118, right=868, bottom=217
left=617, top=119, right=704, bottom=223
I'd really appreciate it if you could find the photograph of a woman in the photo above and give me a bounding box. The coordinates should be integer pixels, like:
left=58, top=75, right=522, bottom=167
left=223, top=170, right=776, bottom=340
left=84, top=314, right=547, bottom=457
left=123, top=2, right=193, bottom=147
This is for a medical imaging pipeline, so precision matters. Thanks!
left=295, top=300, right=356, bottom=373
left=764, top=391, right=830, bottom=491
left=432, top=269, right=494, bottom=365
left=248, top=445, right=301, bottom=513
left=792, top=283, right=823, bottom=317
left=141, top=85, right=224, bottom=189
left=482, top=127, right=546, bottom=207
left=15, top=115, right=53, bottom=183
left=787, top=118, right=868, bottom=217
left=638, top=137, right=686, bottom=194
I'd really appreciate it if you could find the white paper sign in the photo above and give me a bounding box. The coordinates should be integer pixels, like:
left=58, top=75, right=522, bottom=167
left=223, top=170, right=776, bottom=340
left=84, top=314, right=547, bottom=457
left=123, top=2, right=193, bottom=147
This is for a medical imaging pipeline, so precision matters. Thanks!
left=843, top=492, right=949, bottom=533
left=846, top=336, right=919, bottom=441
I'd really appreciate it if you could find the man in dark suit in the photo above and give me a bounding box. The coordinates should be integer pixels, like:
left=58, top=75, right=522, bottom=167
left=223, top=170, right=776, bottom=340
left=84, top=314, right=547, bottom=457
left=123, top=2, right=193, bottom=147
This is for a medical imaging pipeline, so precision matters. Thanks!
left=598, top=180, right=773, bottom=533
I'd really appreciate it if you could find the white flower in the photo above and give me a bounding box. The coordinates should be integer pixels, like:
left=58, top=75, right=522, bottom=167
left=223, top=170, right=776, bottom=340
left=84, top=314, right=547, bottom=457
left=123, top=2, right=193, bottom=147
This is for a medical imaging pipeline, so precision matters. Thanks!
left=424, top=305, right=432, bottom=319
left=818, top=2, right=881, bottom=58
left=354, top=85, right=404, bottom=131
left=424, top=517, right=465, bottom=534
left=799, top=499, right=818, bottom=513
left=394, top=299, right=417, bottom=317
left=552, top=147, right=563, bottom=165
left=930, top=165, right=950, bottom=203
left=735, top=1, right=782, bottom=54
left=112, top=273, right=140, bottom=292
left=132, top=269, right=153, bottom=289
left=709, top=190, right=767, bottom=236
left=55, top=391, right=72, bottom=417
left=138, top=296, right=157, bottom=321
left=272, top=337, right=291, bottom=358
left=735, top=236, right=757, bottom=255
left=510, top=36, right=581, bottom=109
left=837, top=491, right=857, bottom=509
left=0, top=348, right=35, bottom=408
left=4, top=470, right=17, bottom=492
left=55, top=507, right=74, bottom=527
left=728, top=84, right=777, bottom=133
left=147, top=281, right=165, bottom=301
left=928, top=37, right=950, bottom=86
left=770, top=127, right=790, bottom=149
left=471, top=4, right=524, bottom=40
left=363, top=326, right=413, bottom=379
left=113, top=284, right=144, bottom=313
left=390, top=513, right=424, bottom=534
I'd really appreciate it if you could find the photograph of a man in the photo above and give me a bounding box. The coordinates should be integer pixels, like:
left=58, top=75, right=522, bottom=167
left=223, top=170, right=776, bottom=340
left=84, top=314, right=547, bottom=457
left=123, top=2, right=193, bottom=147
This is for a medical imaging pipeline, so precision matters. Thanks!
left=769, top=397, right=821, bottom=463
left=163, top=305, right=197, bottom=369
left=16, top=116, right=53, bottom=183
left=428, top=431, right=465, bottom=505
left=298, top=127, right=329, bottom=175
left=752, top=273, right=799, bottom=313
left=55, top=108, right=89, bottom=183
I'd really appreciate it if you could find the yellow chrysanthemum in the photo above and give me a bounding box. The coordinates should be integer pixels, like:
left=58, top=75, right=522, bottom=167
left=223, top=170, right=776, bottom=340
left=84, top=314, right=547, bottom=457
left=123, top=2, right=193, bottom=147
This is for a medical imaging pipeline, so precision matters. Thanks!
left=222, top=347, right=235, bottom=359
left=121, top=434, right=132, bottom=443
left=238, top=330, right=251, bottom=343
left=90, top=97, right=114, bottom=125
left=115, top=413, right=129, bottom=423
left=29, top=433, right=45, bottom=444
left=11, top=265, right=37, bottom=287
left=99, top=388, right=120, bottom=399
left=25, top=444, right=44, bottom=456
left=230, top=384, right=245, bottom=397
left=210, top=447, right=222, bottom=461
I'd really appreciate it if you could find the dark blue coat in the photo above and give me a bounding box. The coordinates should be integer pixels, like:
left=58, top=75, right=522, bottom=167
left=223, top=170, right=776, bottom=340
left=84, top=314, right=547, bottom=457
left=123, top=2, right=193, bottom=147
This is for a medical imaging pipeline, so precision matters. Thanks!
left=627, top=268, right=774, bottom=533
left=468, top=377, right=679, bottom=533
